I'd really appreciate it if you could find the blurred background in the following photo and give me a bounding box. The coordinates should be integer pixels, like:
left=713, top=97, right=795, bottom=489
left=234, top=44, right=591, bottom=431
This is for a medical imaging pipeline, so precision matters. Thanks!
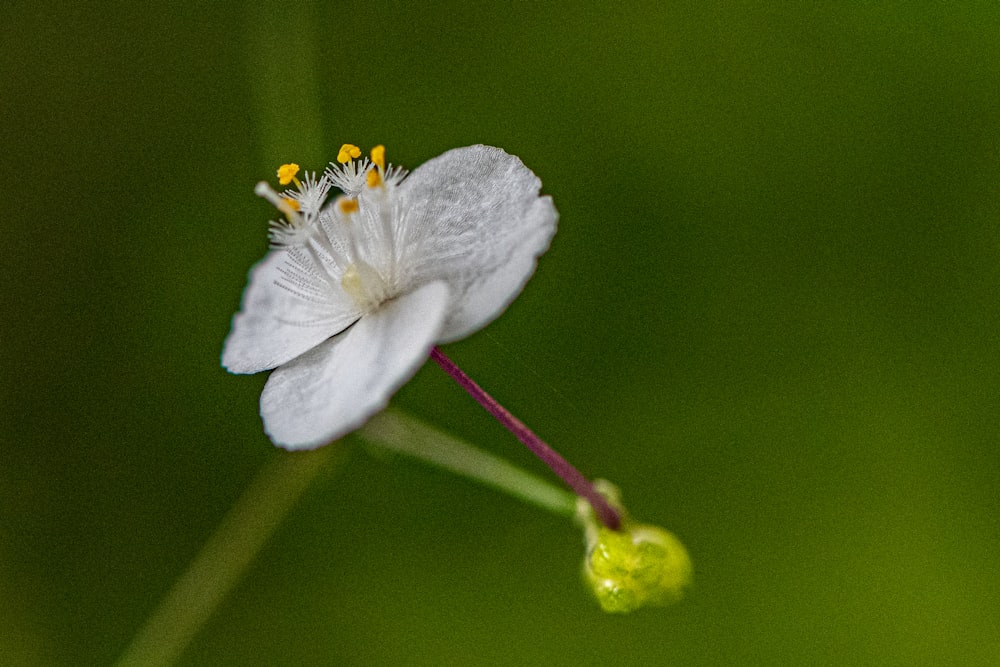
left=3, top=1, right=999, bottom=664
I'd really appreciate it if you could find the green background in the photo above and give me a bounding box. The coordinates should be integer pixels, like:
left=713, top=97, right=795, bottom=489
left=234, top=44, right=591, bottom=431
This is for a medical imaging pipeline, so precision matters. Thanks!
left=3, top=1, right=999, bottom=664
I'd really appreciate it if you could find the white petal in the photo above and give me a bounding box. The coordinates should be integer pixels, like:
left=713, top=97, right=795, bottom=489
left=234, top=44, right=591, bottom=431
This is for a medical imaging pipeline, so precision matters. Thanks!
left=398, top=145, right=558, bottom=342
left=259, top=281, right=450, bottom=449
left=222, top=250, right=360, bottom=374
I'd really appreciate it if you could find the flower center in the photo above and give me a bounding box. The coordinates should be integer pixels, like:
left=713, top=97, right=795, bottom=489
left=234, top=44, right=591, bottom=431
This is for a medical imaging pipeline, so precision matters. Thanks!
left=340, top=260, right=391, bottom=313
left=257, top=144, right=409, bottom=316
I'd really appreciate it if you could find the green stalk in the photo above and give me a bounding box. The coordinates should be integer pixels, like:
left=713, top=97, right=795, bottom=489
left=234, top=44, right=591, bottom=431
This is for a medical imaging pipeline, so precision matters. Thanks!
left=115, top=447, right=339, bottom=667
left=357, top=409, right=577, bottom=517
left=115, top=4, right=333, bottom=664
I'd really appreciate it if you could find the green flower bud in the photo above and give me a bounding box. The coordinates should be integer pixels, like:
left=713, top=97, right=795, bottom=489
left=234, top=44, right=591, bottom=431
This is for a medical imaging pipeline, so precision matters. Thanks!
left=576, top=481, right=692, bottom=613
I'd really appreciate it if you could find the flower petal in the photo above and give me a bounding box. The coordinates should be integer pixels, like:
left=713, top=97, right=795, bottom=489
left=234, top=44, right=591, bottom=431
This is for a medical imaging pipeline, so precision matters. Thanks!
left=259, top=280, right=450, bottom=449
left=398, top=145, right=558, bottom=342
left=222, top=250, right=360, bottom=374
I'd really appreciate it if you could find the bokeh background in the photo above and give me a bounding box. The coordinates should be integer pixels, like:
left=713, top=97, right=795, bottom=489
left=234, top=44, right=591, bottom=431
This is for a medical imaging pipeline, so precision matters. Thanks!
left=3, top=1, right=999, bottom=665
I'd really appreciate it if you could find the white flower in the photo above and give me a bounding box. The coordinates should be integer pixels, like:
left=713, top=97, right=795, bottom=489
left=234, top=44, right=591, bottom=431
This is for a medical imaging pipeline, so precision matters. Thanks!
left=222, top=144, right=558, bottom=449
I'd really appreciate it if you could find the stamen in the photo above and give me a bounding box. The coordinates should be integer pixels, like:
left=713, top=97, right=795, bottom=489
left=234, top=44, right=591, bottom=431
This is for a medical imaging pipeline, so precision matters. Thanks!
left=326, top=159, right=369, bottom=197
left=366, top=169, right=383, bottom=188
left=277, top=163, right=301, bottom=188
left=282, top=197, right=301, bottom=212
left=255, top=181, right=302, bottom=221
left=337, top=197, right=359, bottom=214
left=337, top=144, right=362, bottom=164
left=370, top=145, right=385, bottom=170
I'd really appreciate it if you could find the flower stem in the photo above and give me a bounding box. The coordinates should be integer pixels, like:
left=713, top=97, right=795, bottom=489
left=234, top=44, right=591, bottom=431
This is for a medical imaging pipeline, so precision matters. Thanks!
left=430, top=347, right=621, bottom=531
left=114, top=447, right=339, bottom=667
left=357, top=409, right=577, bottom=517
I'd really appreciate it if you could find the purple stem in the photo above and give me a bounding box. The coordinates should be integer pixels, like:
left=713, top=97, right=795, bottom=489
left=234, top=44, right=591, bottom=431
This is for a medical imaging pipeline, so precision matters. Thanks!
left=430, top=347, right=621, bottom=531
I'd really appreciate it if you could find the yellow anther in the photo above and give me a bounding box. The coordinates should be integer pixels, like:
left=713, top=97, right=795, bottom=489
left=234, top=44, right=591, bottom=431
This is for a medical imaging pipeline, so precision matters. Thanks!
left=282, top=197, right=301, bottom=212
left=338, top=197, right=359, bottom=214
left=370, top=145, right=386, bottom=170
left=277, top=163, right=300, bottom=186
left=366, top=169, right=383, bottom=188
left=337, top=144, right=362, bottom=164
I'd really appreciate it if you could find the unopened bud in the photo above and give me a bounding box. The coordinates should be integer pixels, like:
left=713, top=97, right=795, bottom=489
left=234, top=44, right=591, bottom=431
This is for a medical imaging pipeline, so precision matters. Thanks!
left=576, top=480, right=692, bottom=613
